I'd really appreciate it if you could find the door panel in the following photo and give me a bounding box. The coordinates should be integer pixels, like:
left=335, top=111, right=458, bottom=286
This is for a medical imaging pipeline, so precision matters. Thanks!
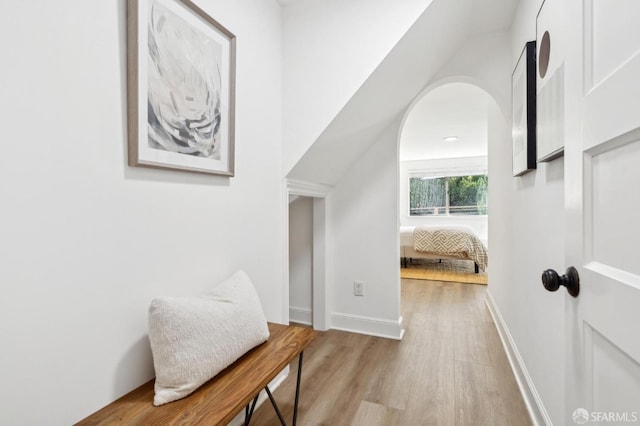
left=581, top=264, right=640, bottom=370
left=564, top=0, right=640, bottom=422
left=586, top=325, right=640, bottom=413
left=590, top=0, right=640, bottom=87
left=589, top=139, right=640, bottom=275
left=583, top=0, right=640, bottom=148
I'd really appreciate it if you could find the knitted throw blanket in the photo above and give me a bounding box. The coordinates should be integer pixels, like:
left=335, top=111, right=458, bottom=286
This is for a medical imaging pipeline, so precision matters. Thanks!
left=413, top=226, right=488, bottom=271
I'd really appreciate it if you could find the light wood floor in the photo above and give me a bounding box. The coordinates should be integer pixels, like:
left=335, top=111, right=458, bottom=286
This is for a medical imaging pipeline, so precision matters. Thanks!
left=251, top=279, right=532, bottom=426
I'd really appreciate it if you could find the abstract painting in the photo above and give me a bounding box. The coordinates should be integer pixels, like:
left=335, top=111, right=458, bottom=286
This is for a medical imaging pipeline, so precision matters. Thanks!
left=512, top=41, right=537, bottom=176
left=536, top=0, right=564, bottom=162
left=127, top=0, right=236, bottom=175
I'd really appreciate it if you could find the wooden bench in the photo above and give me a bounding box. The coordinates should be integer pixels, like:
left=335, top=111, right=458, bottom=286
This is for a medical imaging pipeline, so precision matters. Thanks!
left=77, top=323, right=316, bottom=426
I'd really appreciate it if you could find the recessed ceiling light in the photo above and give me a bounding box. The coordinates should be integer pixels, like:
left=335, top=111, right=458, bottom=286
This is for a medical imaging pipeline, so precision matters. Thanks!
left=443, top=136, right=459, bottom=142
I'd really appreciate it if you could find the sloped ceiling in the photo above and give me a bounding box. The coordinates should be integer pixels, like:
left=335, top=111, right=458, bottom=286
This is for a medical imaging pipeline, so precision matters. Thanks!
left=286, top=0, right=516, bottom=186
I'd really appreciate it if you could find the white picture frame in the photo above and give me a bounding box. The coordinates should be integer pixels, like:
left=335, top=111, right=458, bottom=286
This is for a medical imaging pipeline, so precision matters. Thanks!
left=536, top=0, right=565, bottom=162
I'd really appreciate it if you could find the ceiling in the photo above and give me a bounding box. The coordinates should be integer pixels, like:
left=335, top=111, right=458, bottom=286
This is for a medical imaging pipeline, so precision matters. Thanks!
left=399, top=83, right=491, bottom=161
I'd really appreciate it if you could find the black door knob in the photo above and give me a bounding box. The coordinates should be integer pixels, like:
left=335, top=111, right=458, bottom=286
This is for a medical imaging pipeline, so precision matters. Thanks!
left=542, top=266, right=580, bottom=297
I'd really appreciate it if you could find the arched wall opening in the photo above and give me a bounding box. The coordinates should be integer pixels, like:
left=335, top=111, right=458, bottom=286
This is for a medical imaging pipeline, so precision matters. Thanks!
left=396, top=77, right=508, bottom=301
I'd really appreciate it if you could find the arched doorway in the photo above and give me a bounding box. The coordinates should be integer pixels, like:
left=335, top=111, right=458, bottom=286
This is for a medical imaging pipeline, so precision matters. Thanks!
left=397, top=80, right=507, bottom=303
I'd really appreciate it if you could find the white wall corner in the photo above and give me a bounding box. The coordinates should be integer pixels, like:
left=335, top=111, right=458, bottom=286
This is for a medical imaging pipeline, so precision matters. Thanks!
left=286, top=178, right=332, bottom=198
left=485, top=290, right=552, bottom=426
left=331, top=313, right=405, bottom=340
left=289, top=306, right=312, bottom=326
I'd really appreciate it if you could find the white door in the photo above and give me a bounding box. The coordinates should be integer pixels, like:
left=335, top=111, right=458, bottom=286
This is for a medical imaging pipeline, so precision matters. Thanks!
left=561, top=0, right=640, bottom=424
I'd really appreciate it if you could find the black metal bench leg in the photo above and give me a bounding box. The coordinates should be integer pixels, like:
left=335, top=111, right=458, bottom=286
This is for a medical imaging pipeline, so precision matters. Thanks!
left=475, top=263, right=479, bottom=273
left=293, top=351, right=304, bottom=426
left=244, top=394, right=259, bottom=426
left=265, top=386, right=287, bottom=426
left=248, top=351, right=306, bottom=426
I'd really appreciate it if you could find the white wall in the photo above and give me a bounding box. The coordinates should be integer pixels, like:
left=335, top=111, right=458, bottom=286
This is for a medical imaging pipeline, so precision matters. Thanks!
left=281, top=0, right=431, bottom=174
left=320, top=29, right=512, bottom=340
left=399, top=156, right=488, bottom=244
left=486, top=0, right=566, bottom=423
left=289, top=196, right=313, bottom=325
left=432, top=30, right=513, bottom=113
left=0, top=1, right=283, bottom=424
left=327, top=118, right=403, bottom=338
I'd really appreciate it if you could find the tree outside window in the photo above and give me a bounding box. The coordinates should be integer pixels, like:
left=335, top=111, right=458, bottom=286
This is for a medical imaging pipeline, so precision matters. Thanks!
left=409, top=174, right=488, bottom=216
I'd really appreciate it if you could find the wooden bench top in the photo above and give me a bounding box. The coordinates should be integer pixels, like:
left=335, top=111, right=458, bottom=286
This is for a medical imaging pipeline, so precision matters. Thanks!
left=77, top=323, right=316, bottom=426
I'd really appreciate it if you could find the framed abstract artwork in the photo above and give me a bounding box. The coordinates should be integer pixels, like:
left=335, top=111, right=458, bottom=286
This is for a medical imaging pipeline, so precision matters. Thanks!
left=127, top=0, right=236, bottom=176
left=536, top=0, right=564, bottom=162
left=512, top=41, right=537, bottom=177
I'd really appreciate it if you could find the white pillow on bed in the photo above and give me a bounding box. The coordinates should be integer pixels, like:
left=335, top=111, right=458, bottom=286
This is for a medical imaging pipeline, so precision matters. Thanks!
left=147, top=270, right=270, bottom=406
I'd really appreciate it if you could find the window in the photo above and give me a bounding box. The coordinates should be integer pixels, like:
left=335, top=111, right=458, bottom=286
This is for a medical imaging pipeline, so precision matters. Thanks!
left=409, top=174, right=488, bottom=216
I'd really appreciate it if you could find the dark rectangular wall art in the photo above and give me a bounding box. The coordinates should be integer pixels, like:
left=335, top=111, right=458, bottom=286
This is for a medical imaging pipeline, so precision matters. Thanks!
left=512, top=41, right=537, bottom=177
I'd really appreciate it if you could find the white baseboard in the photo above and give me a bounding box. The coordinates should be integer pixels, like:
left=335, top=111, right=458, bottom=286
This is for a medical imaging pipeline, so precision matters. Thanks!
left=485, top=290, right=552, bottom=426
left=289, top=306, right=312, bottom=326
left=228, top=366, right=290, bottom=426
left=331, top=312, right=405, bottom=340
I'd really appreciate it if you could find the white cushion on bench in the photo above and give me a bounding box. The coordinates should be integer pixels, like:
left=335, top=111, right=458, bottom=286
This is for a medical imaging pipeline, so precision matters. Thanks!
left=148, top=270, right=270, bottom=406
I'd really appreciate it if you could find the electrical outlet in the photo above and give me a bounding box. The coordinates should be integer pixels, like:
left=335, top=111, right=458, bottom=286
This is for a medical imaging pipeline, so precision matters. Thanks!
left=354, top=281, right=364, bottom=296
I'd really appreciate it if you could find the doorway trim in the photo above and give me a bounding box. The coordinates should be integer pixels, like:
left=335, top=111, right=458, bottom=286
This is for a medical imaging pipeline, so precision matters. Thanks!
left=284, top=178, right=331, bottom=331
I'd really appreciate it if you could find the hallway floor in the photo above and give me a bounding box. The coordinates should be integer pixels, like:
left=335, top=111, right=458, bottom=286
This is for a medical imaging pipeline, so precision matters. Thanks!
left=251, top=279, right=532, bottom=425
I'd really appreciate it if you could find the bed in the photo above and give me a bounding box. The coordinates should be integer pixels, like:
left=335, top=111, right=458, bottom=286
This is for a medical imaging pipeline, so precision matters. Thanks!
left=400, top=225, right=488, bottom=273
